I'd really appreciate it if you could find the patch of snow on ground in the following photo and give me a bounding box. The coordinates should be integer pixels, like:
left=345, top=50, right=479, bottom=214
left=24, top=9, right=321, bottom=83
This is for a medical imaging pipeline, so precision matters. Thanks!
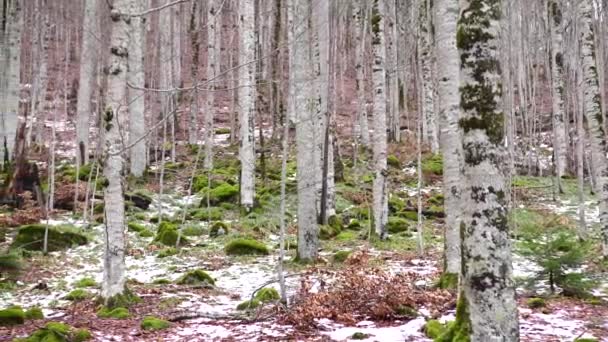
left=319, top=317, right=429, bottom=342
left=519, top=308, right=600, bottom=341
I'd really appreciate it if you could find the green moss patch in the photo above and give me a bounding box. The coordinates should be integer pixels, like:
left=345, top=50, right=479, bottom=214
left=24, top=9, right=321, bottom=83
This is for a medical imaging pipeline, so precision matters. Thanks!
left=64, top=289, right=89, bottom=301
left=141, top=316, right=171, bottom=331
left=97, top=306, right=130, bottom=319
left=237, top=287, right=280, bottom=310
left=199, top=182, right=239, bottom=206
left=225, top=238, right=270, bottom=256
left=182, top=225, right=205, bottom=236
left=74, top=277, right=97, bottom=288
left=127, top=222, right=147, bottom=233
left=436, top=273, right=458, bottom=290
left=424, top=319, right=447, bottom=339
left=210, top=221, right=229, bottom=237
left=154, top=222, right=188, bottom=246
left=421, top=153, right=443, bottom=176
left=387, top=217, right=409, bottom=233
left=0, top=306, right=25, bottom=326
left=188, top=207, right=224, bottom=221
left=176, top=269, right=215, bottom=286
left=158, top=247, right=178, bottom=258
left=21, top=321, right=89, bottom=342
left=25, top=307, right=44, bottom=320
left=387, top=155, right=401, bottom=168
left=351, top=332, right=371, bottom=340
left=526, top=297, right=546, bottom=309
left=11, top=224, right=88, bottom=251
left=103, top=289, right=141, bottom=309
left=333, top=250, right=352, bottom=263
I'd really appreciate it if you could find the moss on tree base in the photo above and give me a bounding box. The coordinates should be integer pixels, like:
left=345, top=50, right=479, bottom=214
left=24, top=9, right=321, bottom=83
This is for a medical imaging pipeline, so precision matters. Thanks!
left=436, top=273, right=459, bottom=290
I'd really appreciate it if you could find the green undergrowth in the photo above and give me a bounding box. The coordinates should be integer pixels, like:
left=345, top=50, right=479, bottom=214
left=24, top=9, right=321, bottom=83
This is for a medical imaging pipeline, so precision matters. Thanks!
left=13, top=322, right=92, bottom=342
left=97, top=306, right=130, bottom=319
left=141, top=316, right=171, bottom=331
left=236, top=287, right=280, bottom=310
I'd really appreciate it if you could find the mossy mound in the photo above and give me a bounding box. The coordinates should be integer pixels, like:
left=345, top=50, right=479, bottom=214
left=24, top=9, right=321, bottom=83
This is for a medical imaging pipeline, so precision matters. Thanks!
left=209, top=221, right=229, bottom=237
left=97, top=306, right=130, bottom=319
left=182, top=225, right=205, bottom=236
left=157, top=247, right=178, bottom=258
left=141, top=316, right=171, bottom=331
left=224, top=238, right=270, bottom=256
left=387, top=155, right=401, bottom=168
left=351, top=332, right=371, bottom=340
left=138, top=229, right=154, bottom=238
left=399, top=210, right=418, bottom=221
left=199, top=182, right=239, bottom=206
left=127, top=222, right=147, bottom=233
left=154, top=222, right=188, bottom=246
left=424, top=320, right=447, bottom=339
left=387, top=217, right=409, bottom=234
left=11, top=224, right=88, bottom=252
left=333, top=250, right=352, bottom=263
left=74, top=277, right=97, bottom=288
left=0, top=253, right=22, bottom=272
left=25, top=307, right=44, bottom=320
left=388, top=196, right=406, bottom=214
left=19, top=322, right=92, bottom=342
left=320, top=224, right=342, bottom=240
left=64, top=289, right=89, bottom=301
left=0, top=306, right=25, bottom=326
left=237, top=287, right=280, bottom=310
left=526, top=297, right=546, bottom=309
left=152, top=278, right=171, bottom=284
left=346, top=219, right=362, bottom=230
left=421, top=153, right=443, bottom=176
left=103, top=289, right=142, bottom=309
left=188, top=207, right=224, bottom=221
left=176, top=269, right=215, bottom=286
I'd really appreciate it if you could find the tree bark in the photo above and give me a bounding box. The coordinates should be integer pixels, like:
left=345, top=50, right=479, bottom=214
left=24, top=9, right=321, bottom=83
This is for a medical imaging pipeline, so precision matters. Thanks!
left=457, top=0, right=520, bottom=339
left=128, top=0, right=146, bottom=177
left=549, top=0, right=567, bottom=189
left=371, top=0, right=389, bottom=239
left=353, top=0, right=370, bottom=148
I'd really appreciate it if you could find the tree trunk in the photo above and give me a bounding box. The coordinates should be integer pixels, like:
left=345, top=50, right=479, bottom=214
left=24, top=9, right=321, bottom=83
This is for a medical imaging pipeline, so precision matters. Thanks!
left=188, top=0, right=200, bottom=145
left=101, top=0, right=130, bottom=303
left=353, top=0, right=370, bottom=148
left=436, top=0, right=462, bottom=276
left=128, top=0, right=146, bottom=177
left=0, top=0, right=22, bottom=163
left=76, top=0, right=99, bottom=166
left=239, top=0, right=256, bottom=211
left=420, top=0, right=439, bottom=152
left=204, top=0, right=218, bottom=170
left=291, top=0, right=318, bottom=262
left=579, top=0, right=608, bottom=257
left=457, top=0, right=520, bottom=339
left=371, top=0, right=388, bottom=239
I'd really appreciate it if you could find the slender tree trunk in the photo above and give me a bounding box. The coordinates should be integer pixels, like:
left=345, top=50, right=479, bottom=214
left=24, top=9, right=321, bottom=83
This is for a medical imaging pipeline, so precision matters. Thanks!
left=76, top=0, right=99, bottom=166
left=457, top=0, right=520, bottom=339
left=188, top=0, right=200, bottom=145
left=436, top=0, right=461, bottom=276
left=371, top=0, right=389, bottom=239
left=420, top=0, right=439, bottom=152
left=579, top=0, right=608, bottom=257
left=101, top=0, right=131, bottom=303
left=239, top=0, right=256, bottom=211
left=128, top=0, right=146, bottom=177
left=204, top=0, right=217, bottom=170
left=353, top=0, right=370, bottom=148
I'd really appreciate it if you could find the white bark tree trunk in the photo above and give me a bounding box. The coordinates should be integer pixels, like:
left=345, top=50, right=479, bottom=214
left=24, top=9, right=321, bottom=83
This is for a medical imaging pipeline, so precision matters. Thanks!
left=457, top=0, right=519, bottom=339
left=420, top=0, right=439, bottom=152
left=204, top=0, right=218, bottom=170
left=0, top=0, right=22, bottom=162
left=549, top=0, right=567, bottom=187
left=291, top=0, right=318, bottom=262
left=188, top=0, right=200, bottom=145
left=436, top=0, right=462, bottom=276
left=239, top=0, right=256, bottom=210
left=76, top=0, right=99, bottom=166
left=128, top=0, right=146, bottom=177
left=371, top=0, right=389, bottom=239
left=101, top=0, right=131, bottom=303
left=353, top=0, right=370, bottom=148
left=580, top=0, right=608, bottom=257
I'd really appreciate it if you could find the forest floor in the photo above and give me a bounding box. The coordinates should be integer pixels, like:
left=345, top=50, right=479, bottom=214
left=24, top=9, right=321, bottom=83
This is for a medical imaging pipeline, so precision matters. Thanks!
left=1, top=134, right=608, bottom=342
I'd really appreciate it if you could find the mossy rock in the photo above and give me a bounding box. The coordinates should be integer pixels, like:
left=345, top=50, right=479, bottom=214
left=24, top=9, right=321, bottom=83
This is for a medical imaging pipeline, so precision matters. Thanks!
left=199, top=182, right=239, bottom=206
left=73, top=328, right=93, bottom=342
left=424, top=320, right=447, bottom=339
left=154, top=222, right=187, bottom=246
left=0, top=253, right=22, bottom=272
left=387, top=217, right=409, bottom=234
left=351, top=332, right=371, bottom=340
left=97, top=306, right=130, bottom=319
left=209, top=221, right=229, bottom=237
left=188, top=207, right=224, bottom=221
left=158, top=247, right=178, bottom=258
left=526, top=297, right=546, bottom=309
left=255, top=288, right=280, bottom=301
left=236, top=299, right=261, bottom=310
left=182, top=225, right=205, bottom=236
left=23, top=321, right=74, bottom=342
left=421, top=153, right=443, bottom=176
left=0, top=306, right=25, bottom=326
left=346, top=219, right=362, bottom=230
left=25, top=307, right=44, bottom=320
left=74, top=277, right=97, bottom=288
left=138, top=229, right=154, bottom=238
left=176, top=269, right=215, bottom=286
left=11, top=224, right=88, bottom=252
left=387, top=155, right=401, bottom=168
left=333, top=250, right=352, bottom=263
left=141, top=316, right=171, bottom=331
left=127, top=222, right=146, bottom=233
left=225, top=238, right=270, bottom=256
left=320, top=224, right=342, bottom=240
left=64, top=289, right=89, bottom=301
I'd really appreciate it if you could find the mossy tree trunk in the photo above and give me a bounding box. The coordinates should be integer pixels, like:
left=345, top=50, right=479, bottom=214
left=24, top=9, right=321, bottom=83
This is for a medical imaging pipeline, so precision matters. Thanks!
left=579, top=0, right=608, bottom=257
left=436, top=0, right=462, bottom=277
left=371, top=0, right=389, bottom=239
left=101, top=0, right=132, bottom=303
left=238, top=0, right=256, bottom=211
left=457, top=0, right=519, bottom=340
